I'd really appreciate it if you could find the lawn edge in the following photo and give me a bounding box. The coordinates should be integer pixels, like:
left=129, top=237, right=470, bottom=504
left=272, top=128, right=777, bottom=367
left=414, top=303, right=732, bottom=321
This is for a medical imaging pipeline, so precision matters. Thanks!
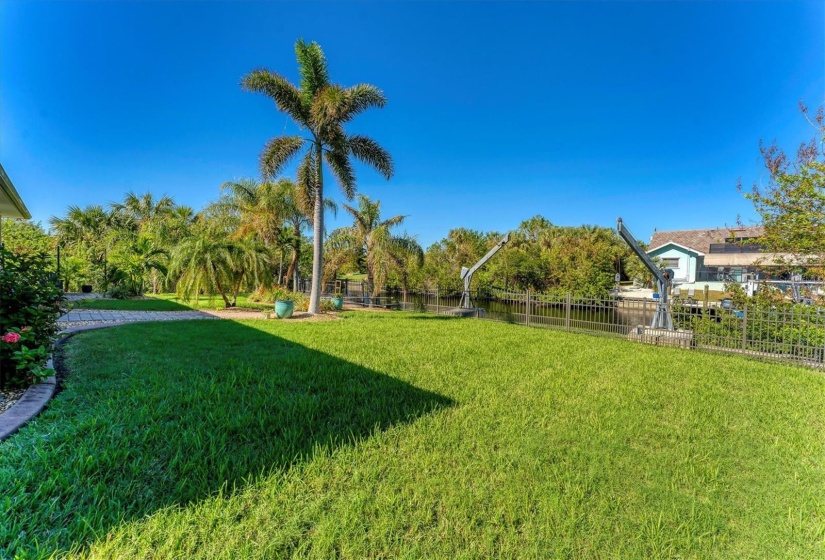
left=0, top=371, right=57, bottom=442
left=0, top=324, right=119, bottom=442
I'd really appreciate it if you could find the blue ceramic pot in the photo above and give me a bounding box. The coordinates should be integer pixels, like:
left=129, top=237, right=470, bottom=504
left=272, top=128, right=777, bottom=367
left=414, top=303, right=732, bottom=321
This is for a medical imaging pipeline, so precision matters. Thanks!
left=274, top=300, right=295, bottom=319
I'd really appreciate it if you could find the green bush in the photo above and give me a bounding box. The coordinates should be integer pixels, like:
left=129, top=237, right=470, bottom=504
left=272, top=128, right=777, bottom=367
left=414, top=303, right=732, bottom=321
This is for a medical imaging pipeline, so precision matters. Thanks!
left=106, top=284, right=131, bottom=300
left=0, top=248, right=64, bottom=388
left=249, top=286, right=309, bottom=312
left=272, top=288, right=309, bottom=312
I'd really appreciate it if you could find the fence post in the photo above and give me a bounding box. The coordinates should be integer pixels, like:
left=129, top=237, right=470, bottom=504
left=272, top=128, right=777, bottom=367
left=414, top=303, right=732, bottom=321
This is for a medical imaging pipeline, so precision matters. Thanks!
left=525, top=289, right=531, bottom=326
left=565, top=292, right=571, bottom=331
left=742, top=304, right=748, bottom=352
left=436, top=286, right=440, bottom=315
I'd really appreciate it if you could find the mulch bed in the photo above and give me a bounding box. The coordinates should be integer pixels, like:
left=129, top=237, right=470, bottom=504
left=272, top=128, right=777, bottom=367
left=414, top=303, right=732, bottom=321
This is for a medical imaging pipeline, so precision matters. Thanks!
left=0, top=387, right=26, bottom=415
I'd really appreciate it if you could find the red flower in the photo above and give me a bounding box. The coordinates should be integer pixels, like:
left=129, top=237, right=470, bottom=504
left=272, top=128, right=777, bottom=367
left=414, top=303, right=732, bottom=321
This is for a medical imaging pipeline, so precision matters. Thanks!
left=1, top=332, right=21, bottom=343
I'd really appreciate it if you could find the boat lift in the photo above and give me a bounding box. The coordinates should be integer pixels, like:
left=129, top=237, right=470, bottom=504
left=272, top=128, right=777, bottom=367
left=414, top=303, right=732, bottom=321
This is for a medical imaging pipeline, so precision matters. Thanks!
left=790, top=274, right=815, bottom=305
left=617, top=217, right=675, bottom=330
left=459, top=232, right=510, bottom=309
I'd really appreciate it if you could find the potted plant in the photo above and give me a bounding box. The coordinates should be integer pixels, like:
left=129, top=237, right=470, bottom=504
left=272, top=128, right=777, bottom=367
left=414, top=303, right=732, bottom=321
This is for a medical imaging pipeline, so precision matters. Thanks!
left=330, top=291, right=344, bottom=310
left=273, top=289, right=296, bottom=319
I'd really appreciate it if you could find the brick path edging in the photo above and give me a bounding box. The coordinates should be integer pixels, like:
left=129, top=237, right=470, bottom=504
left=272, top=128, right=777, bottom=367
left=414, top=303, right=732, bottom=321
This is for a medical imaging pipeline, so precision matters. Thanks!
left=0, top=369, right=57, bottom=442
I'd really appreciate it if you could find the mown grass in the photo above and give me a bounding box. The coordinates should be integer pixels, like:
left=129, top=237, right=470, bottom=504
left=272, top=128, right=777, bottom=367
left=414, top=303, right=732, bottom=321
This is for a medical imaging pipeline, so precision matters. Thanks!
left=70, top=293, right=271, bottom=311
left=69, top=297, right=195, bottom=311
left=1, top=314, right=824, bottom=558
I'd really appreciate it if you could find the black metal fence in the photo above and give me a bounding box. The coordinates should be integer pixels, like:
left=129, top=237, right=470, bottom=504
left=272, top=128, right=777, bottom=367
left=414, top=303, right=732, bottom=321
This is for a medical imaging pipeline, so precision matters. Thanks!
left=326, top=281, right=825, bottom=369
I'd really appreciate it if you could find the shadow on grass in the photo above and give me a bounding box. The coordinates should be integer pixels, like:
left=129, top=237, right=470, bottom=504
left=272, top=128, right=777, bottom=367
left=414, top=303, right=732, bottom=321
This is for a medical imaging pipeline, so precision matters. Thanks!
left=0, top=320, right=451, bottom=556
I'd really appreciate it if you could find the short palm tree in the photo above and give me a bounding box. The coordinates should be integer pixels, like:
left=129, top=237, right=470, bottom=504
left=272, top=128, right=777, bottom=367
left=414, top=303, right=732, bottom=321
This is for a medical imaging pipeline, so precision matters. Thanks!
left=112, top=237, right=168, bottom=296
left=341, top=195, right=422, bottom=302
left=169, top=222, right=269, bottom=308
left=110, top=192, right=181, bottom=293
left=219, top=178, right=333, bottom=290
left=50, top=205, right=114, bottom=288
left=242, top=39, right=393, bottom=313
left=219, top=179, right=283, bottom=248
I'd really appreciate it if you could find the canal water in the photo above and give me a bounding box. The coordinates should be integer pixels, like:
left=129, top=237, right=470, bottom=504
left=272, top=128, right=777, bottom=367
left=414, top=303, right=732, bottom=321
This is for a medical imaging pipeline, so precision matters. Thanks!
left=346, top=288, right=657, bottom=336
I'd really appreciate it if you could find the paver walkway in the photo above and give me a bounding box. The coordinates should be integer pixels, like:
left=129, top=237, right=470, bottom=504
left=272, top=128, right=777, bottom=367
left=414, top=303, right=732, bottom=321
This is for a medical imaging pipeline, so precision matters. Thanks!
left=58, top=309, right=220, bottom=328
left=58, top=306, right=341, bottom=330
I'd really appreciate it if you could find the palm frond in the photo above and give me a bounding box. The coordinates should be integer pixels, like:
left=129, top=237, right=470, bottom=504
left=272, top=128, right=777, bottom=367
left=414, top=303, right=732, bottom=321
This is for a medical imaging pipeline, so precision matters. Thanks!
left=296, top=148, right=317, bottom=215
left=324, top=147, right=356, bottom=199
left=323, top=198, right=338, bottom=217
left=311, top=85, right=347, bottom=129
left=220, top=178, right=258, bottom=206
left=295, top=39, right=330, bottom=98
left=241, top=70, right=309, bottom=125
left=341, top=84, right=387, bottom=122
left=260, top=136, right=306, bottom=179
left=342, top=203, right=370, bottom=234
left=348, top=135, right=394, bottom=179
left=381, top=214, right=407, bottom=229
left=391, top=235, right=424, bottom=265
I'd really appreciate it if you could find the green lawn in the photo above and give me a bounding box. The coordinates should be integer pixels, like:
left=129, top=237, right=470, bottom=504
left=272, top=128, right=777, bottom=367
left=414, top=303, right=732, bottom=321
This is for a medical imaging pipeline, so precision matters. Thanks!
left=70, top=293, right=272, bottom=311
left=69, top=297, right=196, bottom=311
left=2, top=314, right=823, bottom=558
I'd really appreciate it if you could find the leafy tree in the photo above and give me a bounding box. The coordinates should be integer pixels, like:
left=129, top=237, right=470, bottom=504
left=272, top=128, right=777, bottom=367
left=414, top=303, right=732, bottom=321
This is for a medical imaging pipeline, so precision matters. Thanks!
left=50, top=205, right=114, bottom=289
left=742, top=102, right=825, bottom=275
left=0, top=219, right=55, bottom=258
left=421, top=228, right=496, bottom=292
left=242, top=39, right=393, bottom=313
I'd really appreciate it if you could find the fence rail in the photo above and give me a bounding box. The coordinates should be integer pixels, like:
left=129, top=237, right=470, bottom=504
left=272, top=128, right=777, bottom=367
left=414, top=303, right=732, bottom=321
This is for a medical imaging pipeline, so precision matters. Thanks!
left=310, top=281, right=825, bottom=369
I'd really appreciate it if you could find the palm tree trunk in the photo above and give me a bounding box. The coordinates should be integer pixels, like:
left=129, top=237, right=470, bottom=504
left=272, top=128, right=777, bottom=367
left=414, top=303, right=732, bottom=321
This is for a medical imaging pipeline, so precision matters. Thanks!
left=213, top=267, right=232, bottom=308
left=284, top=224, right=301, bottom=291
left=277, top=251, right=283, bottom=286
left=284, top=250, right=298, bottom=291
left=308, top=142, right=324, bottom=314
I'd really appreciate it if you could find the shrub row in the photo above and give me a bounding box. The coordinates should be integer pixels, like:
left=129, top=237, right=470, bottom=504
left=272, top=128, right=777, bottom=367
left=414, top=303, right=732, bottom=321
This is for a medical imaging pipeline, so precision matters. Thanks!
left=0, top=248, right=64, bottom=388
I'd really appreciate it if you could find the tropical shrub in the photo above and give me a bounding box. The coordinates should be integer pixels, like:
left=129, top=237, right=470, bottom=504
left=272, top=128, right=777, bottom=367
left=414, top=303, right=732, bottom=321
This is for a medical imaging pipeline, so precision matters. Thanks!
left=0, top=248, right=64, bottom=388
left=272, top=288, right=308, bottom=310
left=106, top=284, right=132, bottom=300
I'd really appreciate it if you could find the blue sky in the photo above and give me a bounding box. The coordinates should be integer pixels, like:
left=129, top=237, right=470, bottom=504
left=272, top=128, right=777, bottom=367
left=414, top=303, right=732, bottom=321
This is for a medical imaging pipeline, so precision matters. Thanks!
left=1, top=1, right=823, bottom=247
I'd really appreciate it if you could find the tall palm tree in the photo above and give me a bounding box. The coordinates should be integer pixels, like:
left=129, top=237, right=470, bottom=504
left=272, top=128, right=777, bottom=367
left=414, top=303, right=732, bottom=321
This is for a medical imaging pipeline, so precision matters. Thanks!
left=242, top=39, right=393, bottom=313
left=341, top=194, right=422, bottom=301
left=272, top=179, right=336, bottom=290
